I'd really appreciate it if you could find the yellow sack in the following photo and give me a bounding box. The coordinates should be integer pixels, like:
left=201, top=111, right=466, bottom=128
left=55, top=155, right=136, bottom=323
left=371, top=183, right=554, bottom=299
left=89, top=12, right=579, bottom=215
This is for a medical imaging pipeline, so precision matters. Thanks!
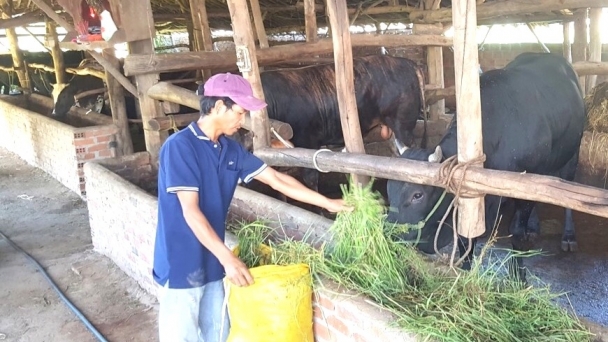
left=226, top=263, right=314, bottom=342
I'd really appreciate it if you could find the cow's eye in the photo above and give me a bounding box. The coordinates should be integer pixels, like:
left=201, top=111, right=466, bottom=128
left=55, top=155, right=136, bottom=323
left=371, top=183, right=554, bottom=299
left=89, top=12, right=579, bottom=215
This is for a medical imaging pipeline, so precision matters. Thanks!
left=412, top=192, right=423, bottom=202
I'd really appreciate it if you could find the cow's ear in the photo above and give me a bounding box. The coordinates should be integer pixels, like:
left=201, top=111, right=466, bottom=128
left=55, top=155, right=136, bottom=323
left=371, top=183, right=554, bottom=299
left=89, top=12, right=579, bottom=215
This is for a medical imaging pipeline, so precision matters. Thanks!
left=428, top=146, right=443, bottom=163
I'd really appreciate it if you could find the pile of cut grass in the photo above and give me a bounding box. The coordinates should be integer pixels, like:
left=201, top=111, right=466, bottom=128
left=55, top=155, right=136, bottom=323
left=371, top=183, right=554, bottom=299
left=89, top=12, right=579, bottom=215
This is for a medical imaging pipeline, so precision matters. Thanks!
left=233, top=179, right=593, bottom=342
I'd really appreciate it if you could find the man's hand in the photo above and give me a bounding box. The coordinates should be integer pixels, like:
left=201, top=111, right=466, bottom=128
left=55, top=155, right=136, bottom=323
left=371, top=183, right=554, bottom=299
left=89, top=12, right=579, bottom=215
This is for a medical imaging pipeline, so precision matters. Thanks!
left=323, top=198, right=354, bottom=213
left=220, top=253, right=255, bottom=287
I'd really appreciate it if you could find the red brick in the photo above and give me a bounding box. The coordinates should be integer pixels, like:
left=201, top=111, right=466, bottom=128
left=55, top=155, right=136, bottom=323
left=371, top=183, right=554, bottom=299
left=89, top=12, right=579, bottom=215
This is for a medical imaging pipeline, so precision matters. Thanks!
left=327, top=315, right=350, bottom=336
left=313, top=319, right=331, bottom=342
left=316, top=294, right=335, bottom=311
left=351, top=332, right=368, bottom=342
left=87, top=143, right=108, bottom=152
left=334, top=304, right=361, bottom=326
left=78, top=153, right=96, bottom=161
left=97, top=149, right=112, bottom=157
left=95, top=135, right=112, bottom=143
left=75, top=138, right=95, bottom=146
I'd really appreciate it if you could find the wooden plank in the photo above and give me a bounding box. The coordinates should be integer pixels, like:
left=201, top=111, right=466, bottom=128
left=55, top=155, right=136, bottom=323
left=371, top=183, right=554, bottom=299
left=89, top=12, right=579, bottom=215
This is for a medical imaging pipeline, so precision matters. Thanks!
left=586, top=8, right=602, bottom=91
left=0, top=10, right=44, bottom=29
left=88, top=51, right=138, bottom=97
left=410, top=0, right=608, bottom=24
left=421, top=0, right=444, bottom=122
left=249, top=0, right=270, bottom=48
left=573, top=61, right=608, bottom=75
left=30, top=0, right=73, bottom=32
left=124, top=34, right=453, bottom=76
left=304, top=0, right=318, bottom=42
left=326, top=0, right=369, bottom=187
left=572, top=9, right=588, bottom=94
left=451, top=0, right=485, bottom=238
left=226, top=0, right=271, bottom=150
left=190, top=0, right=215, bottom=80
left=254, top=147, right=608, bottom=219
left=45, top=20, right=66, bottom=85
left=103, top=49, right=133, bottom=157
left=563, top=21, right=572, bottom=63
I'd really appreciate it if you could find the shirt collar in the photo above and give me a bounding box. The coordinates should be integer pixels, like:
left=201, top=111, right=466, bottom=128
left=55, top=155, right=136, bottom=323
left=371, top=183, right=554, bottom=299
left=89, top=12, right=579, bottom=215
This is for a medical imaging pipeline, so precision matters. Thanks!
left=188, top=122, right=210, bottom=140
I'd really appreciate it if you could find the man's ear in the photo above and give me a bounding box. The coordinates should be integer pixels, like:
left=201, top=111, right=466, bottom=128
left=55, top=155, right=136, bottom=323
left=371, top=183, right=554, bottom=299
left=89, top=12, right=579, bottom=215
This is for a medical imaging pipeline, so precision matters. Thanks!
left=212, top=99, right=225, bottom=115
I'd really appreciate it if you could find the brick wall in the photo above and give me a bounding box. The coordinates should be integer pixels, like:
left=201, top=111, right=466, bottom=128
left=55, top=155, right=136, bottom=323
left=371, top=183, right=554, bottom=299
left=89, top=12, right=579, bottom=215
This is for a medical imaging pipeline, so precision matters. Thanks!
left=84, top=153, right=420, bottom=341
left=0, top=94, right=118, bottom=198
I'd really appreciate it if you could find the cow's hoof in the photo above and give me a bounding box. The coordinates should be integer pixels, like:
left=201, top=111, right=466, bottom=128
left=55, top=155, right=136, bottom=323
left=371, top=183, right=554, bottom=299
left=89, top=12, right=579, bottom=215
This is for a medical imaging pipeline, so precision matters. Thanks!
left=561, top=240, right=578, bottom=252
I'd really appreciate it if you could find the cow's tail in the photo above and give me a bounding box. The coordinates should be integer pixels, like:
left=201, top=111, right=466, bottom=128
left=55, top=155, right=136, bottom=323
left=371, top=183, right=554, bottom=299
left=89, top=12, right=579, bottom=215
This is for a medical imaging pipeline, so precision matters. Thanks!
left=414, top=65, right=428, bottom=149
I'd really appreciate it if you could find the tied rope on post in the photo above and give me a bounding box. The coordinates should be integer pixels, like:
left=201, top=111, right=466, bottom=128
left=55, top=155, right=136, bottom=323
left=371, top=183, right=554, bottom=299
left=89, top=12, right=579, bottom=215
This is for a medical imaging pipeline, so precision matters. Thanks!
left=432, top=153, right=486, bottom=269
left=168, top=115, right=179, bottom=133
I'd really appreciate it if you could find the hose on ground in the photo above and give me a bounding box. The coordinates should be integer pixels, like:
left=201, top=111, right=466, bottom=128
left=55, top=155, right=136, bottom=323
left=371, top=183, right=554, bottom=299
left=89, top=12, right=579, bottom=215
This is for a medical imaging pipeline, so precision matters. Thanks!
left=0, top=229, right=109, bottom=342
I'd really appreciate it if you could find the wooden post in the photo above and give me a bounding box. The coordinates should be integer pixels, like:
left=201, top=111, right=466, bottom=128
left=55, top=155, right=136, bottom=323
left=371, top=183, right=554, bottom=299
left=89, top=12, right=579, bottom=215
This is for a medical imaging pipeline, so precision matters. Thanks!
left=572, top=8, right=588, bottom=94
left=563, top=21, right=572, bottom=63
left=225, top=0, right=271, bottom=151
left=45, top=20, right=66, bottom=85
left=128, top=1, right=167, bottom=161
left=326, top=0, right=369, bottom=187
left=103, top=49, right=134, bottom=157
left=1, top=4, right=30, bottom=94
left=587, top=8, right=602, bottom=92
left=451, top=0, right=485, bottom=239
left=304, top=0, right=318, bottom=43
left=249, top=0, right=269, bottom=48
left=420, top=0, right=444, bottom=121
left=189, top=0, right=214, bottom=80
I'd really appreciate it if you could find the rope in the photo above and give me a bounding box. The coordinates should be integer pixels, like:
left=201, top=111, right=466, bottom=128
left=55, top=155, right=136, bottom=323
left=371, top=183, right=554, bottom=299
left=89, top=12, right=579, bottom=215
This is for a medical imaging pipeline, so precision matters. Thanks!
left=270, top=127, right=293, bottom=148
left=168, top=115, right=179, bottom=133
left=432, top=153, right=487, bottom=269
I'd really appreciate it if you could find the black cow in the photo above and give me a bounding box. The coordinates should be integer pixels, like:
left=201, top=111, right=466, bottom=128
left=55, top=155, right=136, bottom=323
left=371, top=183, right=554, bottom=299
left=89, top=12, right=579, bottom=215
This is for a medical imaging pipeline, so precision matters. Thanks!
left=260, top=55, right=426, bottom=190
left=51, top=73, right=106, bottom=116
left=386, top=53, right=585, bottom=281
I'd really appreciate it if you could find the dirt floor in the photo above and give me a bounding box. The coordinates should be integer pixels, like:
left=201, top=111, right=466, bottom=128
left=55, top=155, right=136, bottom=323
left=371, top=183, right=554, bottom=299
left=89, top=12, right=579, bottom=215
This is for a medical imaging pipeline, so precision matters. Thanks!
left=0, top=147, right=158, bottom=342
left=1, top=144, right=608, bottom=342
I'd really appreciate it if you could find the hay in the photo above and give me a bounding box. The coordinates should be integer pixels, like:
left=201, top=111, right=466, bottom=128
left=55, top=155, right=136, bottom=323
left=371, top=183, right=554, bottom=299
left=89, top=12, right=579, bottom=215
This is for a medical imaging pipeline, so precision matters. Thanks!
left=579, top=131, right=608, bottom=178
left=233, top=179, right=593, bottom=342
left=585, top=82, right=608, bottom=133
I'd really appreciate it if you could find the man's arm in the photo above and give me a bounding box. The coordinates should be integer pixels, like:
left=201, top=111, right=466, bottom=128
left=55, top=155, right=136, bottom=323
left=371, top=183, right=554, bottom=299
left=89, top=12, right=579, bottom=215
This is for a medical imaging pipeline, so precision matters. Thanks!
left=176, top=191, right=254, bottom=287
left=253, top=167, right=350, bottom=213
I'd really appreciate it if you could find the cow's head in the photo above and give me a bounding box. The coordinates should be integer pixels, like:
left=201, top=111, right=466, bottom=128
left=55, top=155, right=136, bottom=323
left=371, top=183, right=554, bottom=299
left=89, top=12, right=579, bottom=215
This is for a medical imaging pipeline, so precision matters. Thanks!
left=51, top=83, right=70, bottom=116
left=386, top=145, right=455, bottom=253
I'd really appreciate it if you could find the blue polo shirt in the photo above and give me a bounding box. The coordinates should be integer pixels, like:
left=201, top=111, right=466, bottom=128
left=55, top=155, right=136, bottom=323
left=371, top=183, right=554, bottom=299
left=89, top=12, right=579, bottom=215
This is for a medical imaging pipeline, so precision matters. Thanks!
left=153, top=122, right=267, bottom=289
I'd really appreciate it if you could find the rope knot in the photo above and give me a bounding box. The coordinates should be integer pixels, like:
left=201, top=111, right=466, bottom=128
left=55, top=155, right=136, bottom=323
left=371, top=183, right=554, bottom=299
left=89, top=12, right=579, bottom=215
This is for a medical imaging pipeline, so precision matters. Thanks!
left=436, top=153, right=486, bottom=199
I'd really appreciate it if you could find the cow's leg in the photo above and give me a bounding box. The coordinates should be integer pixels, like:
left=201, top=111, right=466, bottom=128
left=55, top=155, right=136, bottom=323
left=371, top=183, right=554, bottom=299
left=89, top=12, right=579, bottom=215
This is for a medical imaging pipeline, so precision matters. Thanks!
left=558, top=151, right=579, bottom=252
left=457, top=235, right=477, bottom=271
left=508, top=199, right=536, bottom=284
left=526, top=206, right=541, bottom=240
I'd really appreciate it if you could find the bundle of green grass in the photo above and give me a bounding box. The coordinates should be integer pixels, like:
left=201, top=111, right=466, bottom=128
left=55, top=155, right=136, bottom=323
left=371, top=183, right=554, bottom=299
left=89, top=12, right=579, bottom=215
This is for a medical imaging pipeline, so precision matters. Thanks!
left=233, top=180, right=592, bottom=342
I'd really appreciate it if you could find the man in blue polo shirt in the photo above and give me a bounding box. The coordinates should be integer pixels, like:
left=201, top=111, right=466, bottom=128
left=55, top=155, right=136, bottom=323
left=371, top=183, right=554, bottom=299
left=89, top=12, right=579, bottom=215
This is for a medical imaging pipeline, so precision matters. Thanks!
left=153, top=72, right=350, bottom=342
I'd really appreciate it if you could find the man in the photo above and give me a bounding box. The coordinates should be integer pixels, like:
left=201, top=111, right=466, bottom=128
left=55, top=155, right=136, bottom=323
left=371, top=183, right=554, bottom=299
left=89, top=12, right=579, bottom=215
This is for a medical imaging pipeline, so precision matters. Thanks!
left=153, top=72, right=351, bottom=342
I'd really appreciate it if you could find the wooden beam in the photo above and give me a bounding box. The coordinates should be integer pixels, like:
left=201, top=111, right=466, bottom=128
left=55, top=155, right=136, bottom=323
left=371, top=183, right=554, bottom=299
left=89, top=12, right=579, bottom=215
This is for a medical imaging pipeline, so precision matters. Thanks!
left=124, top=34, right=453, bottom=76
left=304, top=0, right=318, bottom=42
left=451, top=0, right=485, bottom=238
left=253, top=148, right=608, bottom=219
left=0, top=10, right=44, bottom=29
left=30, top=0, right=73, bottom=32
left=425, top=86, right=455, bottom=105
left=1, top=5, right=30, bottom=94
left=421, top=0, right=444, bottom=122
left=586, top=8, right=602, bottom=91
left=326, top=0, right=369, bottom=186
left=190, top=0, right=214, bottom=80
left=573, top=61, right=608, bottom=76
left=103, top=49, right=134, bottom=157
left=572, top=9, right=588, bottom=94
left=227, top=0, right=273, bottom=150
left=146, top=81, right=293, bottom=140
left=249, top=0, right=269, bottom=48
left=409, top=0, right=608, bottom=24
left=88, top=51, right=138, bottom=97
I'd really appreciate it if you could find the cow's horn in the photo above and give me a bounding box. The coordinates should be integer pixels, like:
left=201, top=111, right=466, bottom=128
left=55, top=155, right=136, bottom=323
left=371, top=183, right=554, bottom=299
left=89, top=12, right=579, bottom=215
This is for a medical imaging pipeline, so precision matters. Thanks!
left=428, top=145, right=443, bottom=163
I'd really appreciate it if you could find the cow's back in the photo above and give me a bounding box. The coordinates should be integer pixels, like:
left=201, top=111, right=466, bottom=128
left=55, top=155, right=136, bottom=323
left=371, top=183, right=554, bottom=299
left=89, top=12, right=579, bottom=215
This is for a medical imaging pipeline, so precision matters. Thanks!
left=440, top=53, right=585, bottom=176
left=260, top=55, right=422, bottom=149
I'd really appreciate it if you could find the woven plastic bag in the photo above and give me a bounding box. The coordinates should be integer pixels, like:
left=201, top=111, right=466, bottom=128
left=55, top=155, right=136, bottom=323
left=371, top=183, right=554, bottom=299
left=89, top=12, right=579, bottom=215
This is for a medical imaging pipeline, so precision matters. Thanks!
left=226, top=263, right=314, bottom=342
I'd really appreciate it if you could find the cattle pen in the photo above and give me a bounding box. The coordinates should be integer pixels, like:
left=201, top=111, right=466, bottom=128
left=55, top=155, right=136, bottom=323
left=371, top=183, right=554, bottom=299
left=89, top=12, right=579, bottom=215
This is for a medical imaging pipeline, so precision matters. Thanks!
left=0, top=0, right=608, bottom=341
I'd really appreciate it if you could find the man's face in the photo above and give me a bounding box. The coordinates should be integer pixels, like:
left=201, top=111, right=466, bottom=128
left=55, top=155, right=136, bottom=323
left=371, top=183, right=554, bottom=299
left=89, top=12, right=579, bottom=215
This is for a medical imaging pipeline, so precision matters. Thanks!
left=219, top=103, right=247, bottom=135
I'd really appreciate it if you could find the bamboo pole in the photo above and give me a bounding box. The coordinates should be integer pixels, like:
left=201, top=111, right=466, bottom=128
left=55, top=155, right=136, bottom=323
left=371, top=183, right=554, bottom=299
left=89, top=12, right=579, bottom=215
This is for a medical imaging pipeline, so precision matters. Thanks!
left=253, top=148, right=608, bottom=219
left=326, top=0, right=369, bottom=186
left=124, top=34, right=453, bottom=76
left=226, top=0, right=271, bottom=151
left=451, top=0, right=485, bottom=238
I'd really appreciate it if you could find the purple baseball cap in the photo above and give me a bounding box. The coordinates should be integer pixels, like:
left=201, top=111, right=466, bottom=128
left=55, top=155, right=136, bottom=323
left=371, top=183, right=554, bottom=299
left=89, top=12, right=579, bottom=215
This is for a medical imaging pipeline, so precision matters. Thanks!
left=202, top=72, right=267, bottom=111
